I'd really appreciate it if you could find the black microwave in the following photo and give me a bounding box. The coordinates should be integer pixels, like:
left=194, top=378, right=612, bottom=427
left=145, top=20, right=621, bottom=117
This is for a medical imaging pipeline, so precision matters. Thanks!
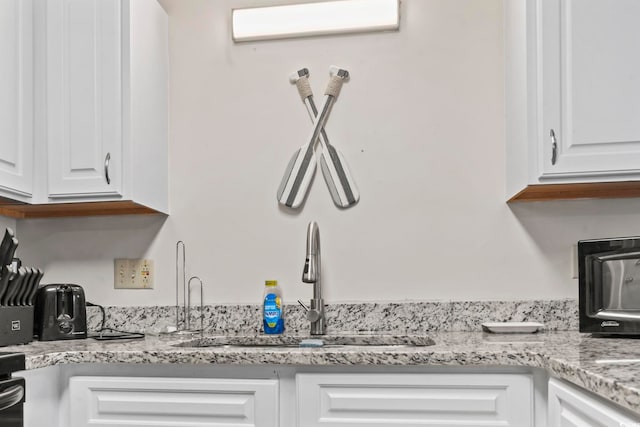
left=579, top=237, right=640, bottom=335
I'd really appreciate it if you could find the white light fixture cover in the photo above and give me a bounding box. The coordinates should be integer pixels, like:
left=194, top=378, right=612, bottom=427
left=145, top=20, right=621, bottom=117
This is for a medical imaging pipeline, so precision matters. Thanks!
left=232, top=0, right=400, bottom=42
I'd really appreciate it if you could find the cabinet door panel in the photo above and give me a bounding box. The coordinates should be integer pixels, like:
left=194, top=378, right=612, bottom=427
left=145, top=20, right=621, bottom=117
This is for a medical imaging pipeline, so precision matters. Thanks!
left=541, top=0, right=640, bottom=178
left=0, top=0, right=33, bottom=198
left=548, top=379, right=639, bottom=427
left=69, top=376, right=279, bottom=427
left=297, top=373, right=532, bottom=426
left=47, top=0, right=122, bottom=199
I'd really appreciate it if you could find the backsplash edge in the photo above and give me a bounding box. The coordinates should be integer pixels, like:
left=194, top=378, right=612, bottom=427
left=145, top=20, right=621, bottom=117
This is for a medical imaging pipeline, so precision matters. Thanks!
left=87, top=299, right=579, bottom=335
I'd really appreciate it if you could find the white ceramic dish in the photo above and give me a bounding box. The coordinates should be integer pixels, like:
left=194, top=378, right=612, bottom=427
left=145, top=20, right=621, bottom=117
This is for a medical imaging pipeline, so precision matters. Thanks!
left=481, top=322, right=544, bottom=334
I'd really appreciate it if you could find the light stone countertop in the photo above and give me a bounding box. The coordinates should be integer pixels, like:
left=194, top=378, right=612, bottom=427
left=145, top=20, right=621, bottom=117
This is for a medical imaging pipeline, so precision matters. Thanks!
left=4, top=331, right=640, bottom=415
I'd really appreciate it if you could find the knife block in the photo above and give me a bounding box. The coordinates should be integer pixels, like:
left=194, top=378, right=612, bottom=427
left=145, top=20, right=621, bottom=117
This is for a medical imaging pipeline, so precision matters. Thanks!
left=0, top=306, right=34, bottom=346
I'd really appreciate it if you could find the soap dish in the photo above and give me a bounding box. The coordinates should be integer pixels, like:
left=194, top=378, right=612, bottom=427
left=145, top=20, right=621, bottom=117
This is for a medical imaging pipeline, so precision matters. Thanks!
left=481, top=322, right=544, bottom=334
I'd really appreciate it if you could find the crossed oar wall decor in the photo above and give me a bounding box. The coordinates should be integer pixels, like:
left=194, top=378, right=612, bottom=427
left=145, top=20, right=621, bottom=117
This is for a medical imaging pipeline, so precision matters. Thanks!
left=277, top=66, right=359, bottom=209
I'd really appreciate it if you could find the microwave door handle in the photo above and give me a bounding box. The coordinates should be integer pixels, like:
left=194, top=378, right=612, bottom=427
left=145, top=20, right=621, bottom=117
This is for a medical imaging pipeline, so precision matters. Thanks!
left=595, top=251, right=640, bottom=261
left=595, top=311, right=640, bottom=321
left=0, top=384, right=24, bottom=412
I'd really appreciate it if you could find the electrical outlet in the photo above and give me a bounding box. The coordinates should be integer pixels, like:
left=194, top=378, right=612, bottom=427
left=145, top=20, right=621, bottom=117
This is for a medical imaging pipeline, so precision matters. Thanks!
left=135, top=259, right=154, bottom=289
left=114, top=259, right=129, bottom=288
left=114, top=259, right=154, bottom=289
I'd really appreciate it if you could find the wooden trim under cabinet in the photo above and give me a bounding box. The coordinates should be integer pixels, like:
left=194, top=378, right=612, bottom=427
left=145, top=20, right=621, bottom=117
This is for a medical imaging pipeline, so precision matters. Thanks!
left=0, top=200, right=162, bottom=219
left=508, top=181, right=640, bottom=202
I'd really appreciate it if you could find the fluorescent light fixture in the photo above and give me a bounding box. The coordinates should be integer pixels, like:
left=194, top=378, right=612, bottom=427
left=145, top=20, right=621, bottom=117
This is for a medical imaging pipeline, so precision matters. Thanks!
left=232, top=0, right=400, bottom=42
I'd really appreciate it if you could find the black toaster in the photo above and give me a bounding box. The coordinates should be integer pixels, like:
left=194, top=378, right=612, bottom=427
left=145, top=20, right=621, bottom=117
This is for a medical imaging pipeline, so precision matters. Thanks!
left=34, top=284, right=87, bottom=341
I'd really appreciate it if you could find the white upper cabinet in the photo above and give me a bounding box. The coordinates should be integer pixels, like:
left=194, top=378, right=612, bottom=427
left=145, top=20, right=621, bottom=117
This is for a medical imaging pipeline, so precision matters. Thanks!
left=47, top=0, right=122, bottom=198
left=540, top=0, right=640, bottom=178
left=46, top=0, right=123, bottom=199
left=0, top=0, right=34, bottom=202
left=506, top=0, right=640, bottom=201
left=0, top=0, right=168, bottom=217
left=42, top=0, right=168, bottom=213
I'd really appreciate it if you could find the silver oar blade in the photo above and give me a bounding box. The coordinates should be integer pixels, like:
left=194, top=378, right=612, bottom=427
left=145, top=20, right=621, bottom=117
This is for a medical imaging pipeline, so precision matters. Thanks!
left=277, top=151, right=299, bottom=202
left=285, top=143, right=316, bottom=208
left=323, top=143, right=359, bottom=207
left=277, top=144, right=317, bottom=209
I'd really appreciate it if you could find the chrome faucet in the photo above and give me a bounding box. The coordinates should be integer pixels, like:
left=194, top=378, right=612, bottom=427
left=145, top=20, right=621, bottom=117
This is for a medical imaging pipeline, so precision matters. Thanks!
left=298, top=221, right=326, bottom=335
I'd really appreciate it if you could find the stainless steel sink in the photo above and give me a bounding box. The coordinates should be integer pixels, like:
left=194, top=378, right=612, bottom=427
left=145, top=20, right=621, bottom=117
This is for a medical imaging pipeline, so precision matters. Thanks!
left=172, top=334, right=435, bottom=348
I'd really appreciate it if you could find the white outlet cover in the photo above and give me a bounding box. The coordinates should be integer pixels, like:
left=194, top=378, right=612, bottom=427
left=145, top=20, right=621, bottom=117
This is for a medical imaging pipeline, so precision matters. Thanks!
left=114, top=259, right=154, bottom=289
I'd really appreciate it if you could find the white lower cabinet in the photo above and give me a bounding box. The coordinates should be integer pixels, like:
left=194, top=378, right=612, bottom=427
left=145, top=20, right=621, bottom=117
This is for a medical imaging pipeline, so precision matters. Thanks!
left=68, top=376, right=279, bottom=427
left=29, top=366, right=640, bottom=427
left=296, top=373, right=533, bottom=427
left=548, top=378, right=640, bottom=427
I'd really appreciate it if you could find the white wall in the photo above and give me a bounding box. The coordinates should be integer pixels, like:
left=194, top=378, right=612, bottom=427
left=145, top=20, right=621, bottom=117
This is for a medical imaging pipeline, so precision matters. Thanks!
left=15, top=0, right=640, bottom=306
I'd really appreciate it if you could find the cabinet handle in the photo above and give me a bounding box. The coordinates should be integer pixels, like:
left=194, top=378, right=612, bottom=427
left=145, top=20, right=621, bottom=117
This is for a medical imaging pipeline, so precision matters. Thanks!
left=550, top=129, right=558, bottom=165
left=104, top=153, right=111, bottom=185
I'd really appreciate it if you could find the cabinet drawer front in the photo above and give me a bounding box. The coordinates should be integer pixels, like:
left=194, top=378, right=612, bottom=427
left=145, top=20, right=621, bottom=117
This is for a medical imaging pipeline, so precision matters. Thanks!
left=47, top=0, right=122, bottom=199
left=297, top=373, right=532, bottom=427
left=548, top=378, right=640, bottom=427
left=69, top=376, right=278, bottom=427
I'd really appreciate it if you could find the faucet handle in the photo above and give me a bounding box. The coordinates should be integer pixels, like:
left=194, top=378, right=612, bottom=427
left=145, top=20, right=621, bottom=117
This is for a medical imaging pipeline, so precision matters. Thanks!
left=298, top=299, right=322, bottom=322
left=298, top=300, right=310, bottom=312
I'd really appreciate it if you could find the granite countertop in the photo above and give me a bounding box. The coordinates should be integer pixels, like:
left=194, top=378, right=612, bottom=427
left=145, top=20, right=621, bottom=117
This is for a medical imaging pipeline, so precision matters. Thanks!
left=5, top=330, right=640, bottom=415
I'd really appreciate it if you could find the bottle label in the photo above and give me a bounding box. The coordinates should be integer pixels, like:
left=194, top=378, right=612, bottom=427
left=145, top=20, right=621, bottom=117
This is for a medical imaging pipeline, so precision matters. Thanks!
left=264, top=293, right=282, bottom=329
